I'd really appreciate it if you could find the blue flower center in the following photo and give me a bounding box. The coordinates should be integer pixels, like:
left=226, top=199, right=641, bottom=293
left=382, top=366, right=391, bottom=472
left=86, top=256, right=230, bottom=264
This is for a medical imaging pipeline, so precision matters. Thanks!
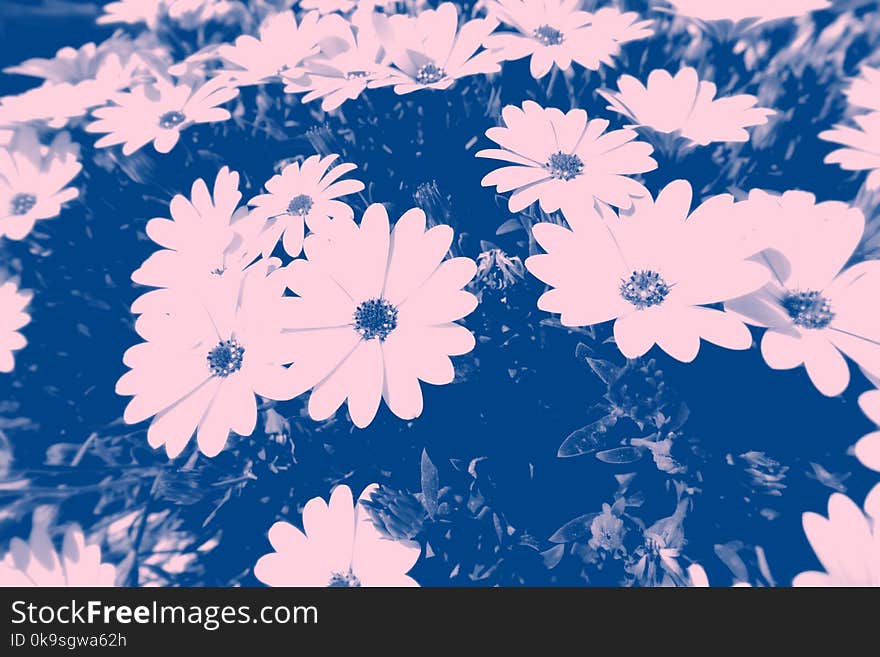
left=207, top=338, right=245, bottom=377
left=782, top=290, right=834, bottom=329
left=158, top=110, right=186, bottom=129
left=546, top=151, right=584, bottom=181
left=416, top=62, right=446, bottom=85
left=328, top=570, right=361, bottom=587
left=346, top=70, right=370, bottom=80
left=353, top=298, right=398, bottom=341
left=620, top=270, right=670, bottom=309
left=287, top=194, right=313, bottom=216
left=10, top=192, right=37, bottom=216
left=533, top=24, right=564, bottom=46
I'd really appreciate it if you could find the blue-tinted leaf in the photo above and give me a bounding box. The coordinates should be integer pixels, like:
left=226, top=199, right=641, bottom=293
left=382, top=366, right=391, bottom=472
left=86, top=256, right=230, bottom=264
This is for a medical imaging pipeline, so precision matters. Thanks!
left=586, top=357, right=620, bottom=386
left=541, top=544, right=566, bottom=569
left=596, top=447, right=643, bottom=464
left=420, top=448, right=439, bottom=518
left=557, top=414, right=617, bottom=458
left=714, top=542, right=749, bottom=583
left=549, top=512, right=599, bottom=543
left=496, top=218, right=522, bottom=235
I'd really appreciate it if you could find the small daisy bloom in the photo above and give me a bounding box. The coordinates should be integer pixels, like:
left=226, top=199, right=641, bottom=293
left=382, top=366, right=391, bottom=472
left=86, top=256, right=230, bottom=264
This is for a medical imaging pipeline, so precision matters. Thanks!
left=216, top=10, right=321, bottom=86
left=117, top=258, right=297, bottom=458
left=370, top=3, right=501, bottom=94
left=98, top=0, right=166, bottom=28
left=283, top=13, right=390, bottom=111
left=793, top=486, right=880, bottom=587
left=0, top=280, right=31, bottom=373
left=725, top=190, right=880, bottom=397
left=665, top=0, right=830, bottom=24
left=599, top=68, right=775, bottom=147
left=131, top=167, right=256, bottom=321
left=0, top=523, right=116, bottom=587
left=526, top=180, right=770, bottom=362
left=856, top=389, right=880, bottom=472
left=819, top=112, right=880, bottom=190
left=280, top=204, right=477, bottom=427
left=0, top=128, right=81, bottom=240
left=477, top=100, right=656, bottom=215
left=86, top=77, right=239, bottom=155
left=246, top=154, right=364, bottom=257
left=483, top=1, right=652, bottom=80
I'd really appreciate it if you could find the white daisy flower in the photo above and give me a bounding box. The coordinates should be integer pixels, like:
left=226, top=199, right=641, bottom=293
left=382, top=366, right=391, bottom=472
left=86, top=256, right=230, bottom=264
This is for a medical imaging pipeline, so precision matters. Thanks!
left=0, top=279, right=31, bottom=374
left=98, top=0, right=166, bottom=29
left=0, top=128, right=81, bottom=241
left=370, top=3, right=501, bottom=94
left=665, top=0, right=830, bottom=24
left=216, top=10, right=321, bottom=86
left=246, top=154, right=364, bottom=257
left=793, top=486, right=880, bottom=587
left=255, top=484, right=420, bottom=587
left=526, top=180, right=770, bottom=362
left=0, top=523, right=116, bottom=587
left=167, top=0, right=236, bottom=28
left=86, top=77, right=239, bottom=155
left=819, top=112, right=880, bottom=190
left=116, top=258, right=297, bottom=458
left=598, top=68, right=775, bottom=147
left=483, top=1, right=652, bottom=79
left=280, top=204, right=477, bottom=428
left=856, top=389, right=880, bottom=472
left=476, top=100, right=656, bottom=215
left=844, top=65, right=880, bottom=114
left=725, top=190, right=880, bottom=397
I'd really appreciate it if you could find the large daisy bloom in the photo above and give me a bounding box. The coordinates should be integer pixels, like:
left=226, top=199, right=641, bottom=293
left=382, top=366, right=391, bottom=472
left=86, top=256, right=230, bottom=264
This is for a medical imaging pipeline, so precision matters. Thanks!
left=483, top=1, right=652, bottom=80
left=526, top=180, right=770, bottom=362
left=0, top=523, right=116, bottom=587
left=117, top=258, right=296, bottom=458
left=477, top=100, right=656, bottom=215
left=131, top=167, right=256, bottom=319
left=0, top=128, right=81, bottom=240
left=599, top=68, right=775, bottom=147
left=855, top=389, right=880, bottom=472
left=86, top=77, right=239, bottom=156
left=725, top=190, right=880, bottom=397
left=665, top=0, right=830, bottom=24
left=793, top=486, right=880, bottom=587
left=216, top=10, right=321, bottom=86
left=246, top=154, right=364, bottom=258
left=370, top=3, right=501, bottom=95
left=255, top=484, right=420, bottom=587
left=819, top=112, right=880, bottom=190
left=0, top=280, right=32, bottom=373
left=280, top=204, right=477, bottom=427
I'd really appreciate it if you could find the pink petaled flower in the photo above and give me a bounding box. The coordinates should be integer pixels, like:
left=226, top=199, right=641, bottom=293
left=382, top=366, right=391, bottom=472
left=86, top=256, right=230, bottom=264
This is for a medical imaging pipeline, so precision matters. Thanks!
left=98, top=0, right=166, bottom=28
left=845, top=65, right=880, bottom=113
left=0, top=128, right=81, bottom=240
left=483, top=1, right=652, bottom=79
left=280, top=204, right=477, bottom=427
left=216, top=10, right=321, bottom=86
left=370, top=3, right=501, bottom=94
left=477, top=100, right=656, bottom=215
left=0, top=523, right=116, bottom=587
left=131, top=167, right=257, bottom=324
left=283, top=13, right=390, bottom=111
left=665, top=0, right=830, bottom=23
left=86, top=77, right=239, bottom=155
left=116, top=258, right=296, bottom=458
left=725, top=190, right=880, bottom=397
left=793, top=486, right=880, bottom=586
left=255, top=484, right=420, bottom=587
left=856, top=390, right=880, bottom=472
left=246, top=154, right=364, bottom=257
left=819, top=112, right=880, bottom=190
left=599, top=68, right=775, bottom=147
left=0, top=279, right=31, bottom=373
left=526, top=180, right=770, bottom=362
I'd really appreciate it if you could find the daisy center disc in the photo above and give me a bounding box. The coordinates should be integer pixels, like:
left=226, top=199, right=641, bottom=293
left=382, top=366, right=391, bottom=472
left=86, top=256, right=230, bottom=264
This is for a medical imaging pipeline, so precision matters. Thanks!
left=207, top=338, right=245, bottom=377
left=353, top=298, right=398, bottom=341
left=620, top=270, right=670, bottom=309
left=158, top=110, right=187, bottom=129
left=546, top=151, right=584, bottom=181
left=416, top=62, right=446, bottom=85
left=782, top=290, right=834, bottom=329
left=533, top=25, right=565, bottom=46
left=287, top=194, right=313, bottom=216
left=328, top=570, right=361, bottom=587
left=10, top=192, right=37, bottom=216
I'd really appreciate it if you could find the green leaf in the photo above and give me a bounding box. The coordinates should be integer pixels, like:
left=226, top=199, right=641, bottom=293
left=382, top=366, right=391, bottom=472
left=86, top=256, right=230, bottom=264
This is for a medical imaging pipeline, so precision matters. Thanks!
left=496, top=218, right=522, bottom=235
left=714, top=542, right=749, bottom=583
left=586, top=357, right=619, bottom=386
left=549, top=512, right=599, bottom=543
left=557, top=413, right=617, bottom=458
left=420, top=448, right=440, bottom=518
left=596, top=447, right=643, bottom=464
left=541, top=544, right=566, bottom=569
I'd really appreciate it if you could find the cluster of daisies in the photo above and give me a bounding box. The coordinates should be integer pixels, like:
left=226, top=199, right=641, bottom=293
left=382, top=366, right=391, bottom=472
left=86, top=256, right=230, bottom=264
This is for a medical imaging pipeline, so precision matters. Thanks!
left=3, top=0, right=880, bottom=587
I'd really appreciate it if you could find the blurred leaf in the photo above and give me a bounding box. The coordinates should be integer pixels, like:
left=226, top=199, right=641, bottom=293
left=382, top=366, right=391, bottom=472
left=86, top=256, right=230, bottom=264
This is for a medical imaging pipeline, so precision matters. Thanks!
left=586, top=357, right=619, bottom=386
left=549, top=512, right=599, bottom=544
left=541, top=544, right=565, bottom=569
left=496, top=218, right=522, bottom=235
left=557, top=413, right=617, bottom=458
left=596, top=447, right=643, bottom=464
left=421, top=448, right=440, bottom=518
left=714, top=542, right=750, bottom=583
